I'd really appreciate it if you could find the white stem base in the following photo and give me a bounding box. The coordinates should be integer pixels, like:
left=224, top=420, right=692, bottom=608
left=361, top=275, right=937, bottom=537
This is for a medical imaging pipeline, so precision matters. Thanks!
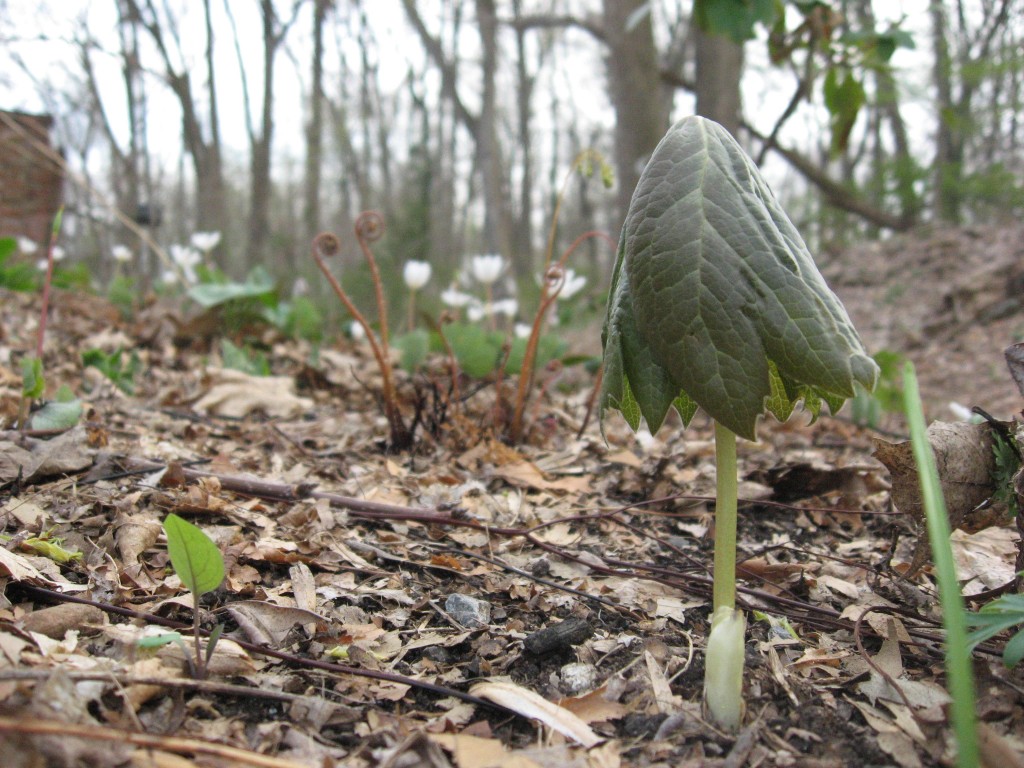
left=703, top=605, right=746, bottom=731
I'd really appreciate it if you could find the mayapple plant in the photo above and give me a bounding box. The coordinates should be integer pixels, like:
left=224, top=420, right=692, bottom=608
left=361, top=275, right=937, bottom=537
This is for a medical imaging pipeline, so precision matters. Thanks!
left=600, top=116, right=877, bottom=731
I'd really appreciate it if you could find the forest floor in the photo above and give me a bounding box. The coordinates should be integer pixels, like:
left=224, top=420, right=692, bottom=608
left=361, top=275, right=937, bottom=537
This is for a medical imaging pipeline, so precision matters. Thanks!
left=0, top=223, right=1022, bottom=768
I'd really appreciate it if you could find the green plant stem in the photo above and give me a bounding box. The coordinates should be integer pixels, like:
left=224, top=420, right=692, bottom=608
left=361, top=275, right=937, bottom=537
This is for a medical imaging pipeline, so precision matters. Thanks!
left=713, top=421, right=738, bottom=611
left=193, top=603, right=206, bottom=679
left=903, top=362, right=978, bottom=768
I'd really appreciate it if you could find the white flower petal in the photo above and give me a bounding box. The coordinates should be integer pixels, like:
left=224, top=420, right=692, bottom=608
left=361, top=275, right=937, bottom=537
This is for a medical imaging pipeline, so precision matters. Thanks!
left=441, top=287, right=475, bottom=308
left=190, top=231, right=222, bottom=252
left=403, top=260, right=432, bottom=290
left=471, top=254, right=505, bottom=285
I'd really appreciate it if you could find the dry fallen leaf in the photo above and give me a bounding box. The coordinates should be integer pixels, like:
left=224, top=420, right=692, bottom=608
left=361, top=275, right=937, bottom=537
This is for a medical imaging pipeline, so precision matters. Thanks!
left=193, top=368, right=314, bottom=419
left=873, top=420, right=1014, bottom=574
left=470, top=680, right=602, bottom=748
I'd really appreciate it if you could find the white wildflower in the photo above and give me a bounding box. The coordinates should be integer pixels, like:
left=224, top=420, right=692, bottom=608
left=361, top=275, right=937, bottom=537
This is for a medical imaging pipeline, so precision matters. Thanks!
left=470, top=254, right=505, bottom=285
left=17, top=237, right=37, bottom=255
left=111, top=244, right=132, bottom=263
left=491, top=298, right=518, bottom=317
left=190, top=231, right=222, bottom=253
left=441, top=287, right=475, bottom=308
left=558, top=268, right=587, bottom=299
left=403, top=260, right=432, bottom=291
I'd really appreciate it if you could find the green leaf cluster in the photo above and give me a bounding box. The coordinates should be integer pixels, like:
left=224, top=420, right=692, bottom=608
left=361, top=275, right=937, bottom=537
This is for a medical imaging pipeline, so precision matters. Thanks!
left=0, top=238, right=38, bottom=292
left=601, top=116, right=877, bottom=441
left=82, top=347, right=142, bottom=394
left=220, top=338, right=271, bottom=376
left=967, top=594, right=1024, bottom=668
left=392, top=324, right=568, bottom=379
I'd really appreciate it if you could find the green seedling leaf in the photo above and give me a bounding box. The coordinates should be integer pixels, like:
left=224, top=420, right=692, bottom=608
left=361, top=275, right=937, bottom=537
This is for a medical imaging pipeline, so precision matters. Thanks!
left=204, top=623, right=225, bottom=666
left=29, top=385, right=82, bottom=431
left=82, top=347, right=142, bottom=394
left=188, top=266, right=276, bottom=308
left=137, top=632, right=185, bottom=649
left=220, top=338, right=270, bottom=376
left=600, top=116, right=878, bottom=441
left=443, top=324, right=507, bottom=378
left=21, top=356, right=45, bottom=399
left=393, top=329, right=430, bottom=371
left=967, top=593, right=1024, bottom=667
left=163, top=513, right=225, bottom=597
left=506, top=334, right=568, bottom=376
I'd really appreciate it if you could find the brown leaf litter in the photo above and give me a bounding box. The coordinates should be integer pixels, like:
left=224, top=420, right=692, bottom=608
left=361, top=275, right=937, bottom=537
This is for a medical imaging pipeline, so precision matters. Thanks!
left=0, top=224, right=1023, bottom=767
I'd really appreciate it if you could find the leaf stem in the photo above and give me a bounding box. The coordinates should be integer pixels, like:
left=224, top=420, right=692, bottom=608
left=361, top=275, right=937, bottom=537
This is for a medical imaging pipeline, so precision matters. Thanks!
left=713, top=421, right=738, bottom=611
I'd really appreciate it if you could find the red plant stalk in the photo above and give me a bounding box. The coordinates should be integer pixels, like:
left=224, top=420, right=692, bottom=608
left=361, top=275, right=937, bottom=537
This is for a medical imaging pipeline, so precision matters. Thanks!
left=312, top=227, right=411, bottom=450
left=506, top=230, right=614, bottom=443
left=36, top=208, right=63, bottom=358
left=435, top=313, right=462, bottom=413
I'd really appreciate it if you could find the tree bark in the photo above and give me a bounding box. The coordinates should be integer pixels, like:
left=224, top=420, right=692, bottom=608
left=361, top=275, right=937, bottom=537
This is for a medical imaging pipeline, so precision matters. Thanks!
left=303, top=0, right=328, bottom=246
left=693, top=25, right=744, bottom=137
left=601, top=0, right=669, bottom=226
left=125, top=0, right=226, bottom=239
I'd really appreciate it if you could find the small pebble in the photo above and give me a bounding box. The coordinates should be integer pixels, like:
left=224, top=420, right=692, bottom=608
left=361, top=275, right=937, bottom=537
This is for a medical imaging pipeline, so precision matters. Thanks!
left=559, top=662, right=598, bottom=695
left=444, top=593, right=491, bottom=628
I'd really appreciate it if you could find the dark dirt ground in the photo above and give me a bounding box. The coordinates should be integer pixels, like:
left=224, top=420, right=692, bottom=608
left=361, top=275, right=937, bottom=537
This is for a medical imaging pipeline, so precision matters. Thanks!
left=0, top=223, right=1022, bottom=768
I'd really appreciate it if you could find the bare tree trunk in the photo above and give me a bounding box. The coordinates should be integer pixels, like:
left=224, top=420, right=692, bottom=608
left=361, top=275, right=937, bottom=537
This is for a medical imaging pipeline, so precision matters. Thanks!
left=247, top=0, right=278, bottom=266
left=931, top=0, right=961, bottom=223
left=303, top=0, right=328, bottom=245
left=474, top=0, right=515, bottom=265
left=693, top=24, right=744, bottom=136
left=126, top=0, right=225, bottom=240
left=512, top=0, right=535, bottom=271
left=602, top=0, right=670, bottom=226
left=402, top=0, right=515, bottom=267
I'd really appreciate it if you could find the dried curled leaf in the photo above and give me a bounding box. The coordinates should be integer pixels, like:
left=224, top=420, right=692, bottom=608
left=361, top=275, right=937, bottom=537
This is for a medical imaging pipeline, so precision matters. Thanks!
left=873, top=420, right=1016, bottom=574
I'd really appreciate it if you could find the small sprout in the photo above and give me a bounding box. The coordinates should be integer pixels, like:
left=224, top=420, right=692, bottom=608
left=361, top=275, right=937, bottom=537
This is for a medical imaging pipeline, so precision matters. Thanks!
left=600, top=116, right=877, bottom=730
left=164, top=513, right=226, bottom=679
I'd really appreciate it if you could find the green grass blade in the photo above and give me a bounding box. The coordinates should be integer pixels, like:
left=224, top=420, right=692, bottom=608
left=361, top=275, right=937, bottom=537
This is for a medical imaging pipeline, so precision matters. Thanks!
left=903, top=362, right=978, bottom=767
